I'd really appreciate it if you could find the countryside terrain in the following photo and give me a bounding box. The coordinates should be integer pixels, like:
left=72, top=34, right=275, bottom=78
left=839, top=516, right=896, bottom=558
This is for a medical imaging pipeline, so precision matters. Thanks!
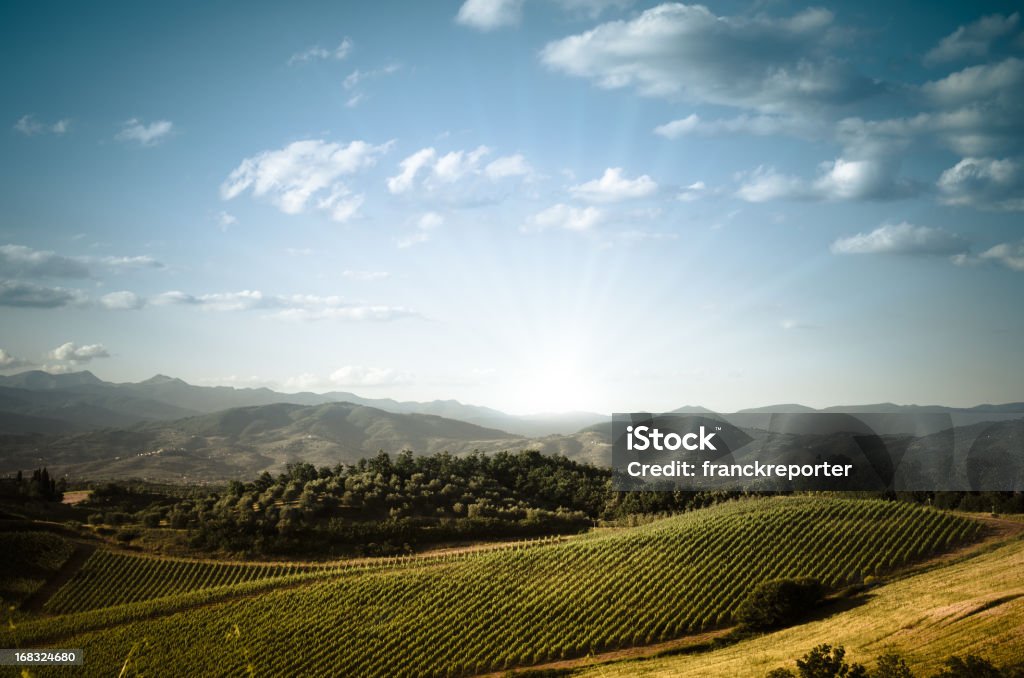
left=1, top=371, right=1023, bottom=676
left=4, top=496, right=1021, bottom=677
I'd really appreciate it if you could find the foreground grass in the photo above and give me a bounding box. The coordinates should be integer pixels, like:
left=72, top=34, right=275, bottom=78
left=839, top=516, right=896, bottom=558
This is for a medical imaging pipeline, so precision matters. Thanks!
left=577, top=526, right=1024, bottom=677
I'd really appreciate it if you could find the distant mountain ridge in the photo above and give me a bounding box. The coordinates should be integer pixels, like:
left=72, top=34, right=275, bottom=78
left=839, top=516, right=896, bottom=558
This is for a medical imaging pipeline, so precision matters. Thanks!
left=0, top=370, right=605, bottom=437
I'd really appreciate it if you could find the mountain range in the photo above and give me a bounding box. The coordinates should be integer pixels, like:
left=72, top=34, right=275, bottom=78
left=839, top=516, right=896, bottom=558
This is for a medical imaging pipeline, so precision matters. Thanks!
left=0, top=370, right=1021, bottom=482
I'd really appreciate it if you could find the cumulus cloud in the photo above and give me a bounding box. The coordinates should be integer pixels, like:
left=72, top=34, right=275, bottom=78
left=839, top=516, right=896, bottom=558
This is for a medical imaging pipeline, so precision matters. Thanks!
left=50, top=342, right=110, bottom=364
left=736, top=156, right=918, bottom=202
left=386, top=146, right=529, bottom=203
left=100, top=291, right=146, bottom=310
left=924, top=13, right=1020, bottom=66
left=0, top=348, right=32, bottom=370
left=936, top=156, right=1024, bottom=211
left=14, top=115, right=71, bottom=136
left=152, top=289, right=415, bottom=321
left=456, top=0, right=524, bottom=30
left=540, top=4, right=878, bottom=111
left=523, top=204, right=603, bottom=232
left=922, top=57, right=1024, bottom=108
left=288, top=38, right=352, bottom=65
left=974, top=242, right=1024, bottom=271
left=329, top=365, right=413, bottom=387
left=116, top=119, right=173, bottom=146
left=830, top=222, right=968, bottom=256
left=222, top=139, right=392, bottom=222
left=570, top=167, right=658, bottom=202
left=0, top=281, right=87, bottom=308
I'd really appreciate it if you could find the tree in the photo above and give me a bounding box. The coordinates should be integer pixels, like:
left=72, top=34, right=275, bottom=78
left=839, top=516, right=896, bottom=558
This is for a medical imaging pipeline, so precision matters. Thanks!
left=737, top=577, right=825, bottom=630
left=933, top=655, right=1003, bottom=678
left=795, top=645, right=866, bottom=678
left=872, top=654, right=914, bottom=678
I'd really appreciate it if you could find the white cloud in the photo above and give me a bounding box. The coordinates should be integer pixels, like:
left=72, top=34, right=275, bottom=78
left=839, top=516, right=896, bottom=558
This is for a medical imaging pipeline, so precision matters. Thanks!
left=116, top=118, right=173, bottom=146
left=677, top=181, right=706, bottom=202
left=95, top=255, right=164, bottom=271
left=222, top=139, right=391, bottom=221
left=316, top=186, right=365, bottom=223
left=734, top=166, right=808, bottom=202
left=14, top=115, right=71, bottom=136
left=524, top=204, right=603, bottom=232
left=387, top=148, right=437, bottom=194
left=345, top=93, right=365, bottom=108
left=484, top=154, right=532, bottom=179
left=0, top=281, right=87, bottom=308
left=342, top=270, right=390, bottom=281
left=0, top=245, right=164, bottom=278
left=937, top=156, right=1024, bottom=211
left=830, top=222, right=968, bottom=256
left=570, top=167, right=658, bottom=202
left=654, top=113, right=821, bottom=140
left=50, top=342, right=110, bottom=364
left=152, top=289, right=416, bottom=321
left=434, top=146, right=491, bottom=183
left=288, top=38, right=352, bottom=65
left=218, top=211, right=237, bottom=229
left=540, top=4, right=877, bottom=111
left=329, top=365, right=413, bottom=387
left=456, top=0, right=524, bottom=31
left=976, top=242, right=1024, bottom=271
left=100, top=291, right=146, bottom=310
left=0, top=348, right=32, bottom=370
left=397, top=212, right=443, bottom=248
left=736, top=156, right=918, bottom=203
left=924, top=13, right=1019, bottom=65
left=0, top=244, right=91, bottom=278
left=922, top=57, right=1024, bottom=108
left=343, top=64, right=400, bottom=90
left=386, top=146, right=529, bottom=202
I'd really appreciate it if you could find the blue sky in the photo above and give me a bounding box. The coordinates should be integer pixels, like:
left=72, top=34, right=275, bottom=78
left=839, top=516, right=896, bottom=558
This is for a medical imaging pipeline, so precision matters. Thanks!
left=1, top=0, right=1022, bottom=414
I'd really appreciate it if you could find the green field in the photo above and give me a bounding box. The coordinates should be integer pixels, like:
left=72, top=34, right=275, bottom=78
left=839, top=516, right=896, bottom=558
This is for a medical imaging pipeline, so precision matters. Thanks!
left=1, top=497, right=983, bottom=677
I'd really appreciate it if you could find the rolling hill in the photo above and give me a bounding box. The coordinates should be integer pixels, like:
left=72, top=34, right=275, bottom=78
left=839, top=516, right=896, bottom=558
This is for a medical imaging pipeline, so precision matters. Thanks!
left=0, top=497, right=983, bottom=677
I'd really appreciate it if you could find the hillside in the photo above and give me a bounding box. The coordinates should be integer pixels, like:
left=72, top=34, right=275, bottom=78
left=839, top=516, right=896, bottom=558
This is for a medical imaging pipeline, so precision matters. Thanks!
left=0, top=402, right=528, bottom=482
left=576, top=517, right=1024, bottom=677
left=0, top=370, right=605, bottom=437
left=0, top=497, right=981, bottom=676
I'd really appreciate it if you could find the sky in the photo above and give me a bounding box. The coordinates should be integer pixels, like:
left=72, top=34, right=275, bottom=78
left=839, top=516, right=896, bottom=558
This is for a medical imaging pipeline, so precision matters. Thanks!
left=1, top=0, right=1023, bottom=415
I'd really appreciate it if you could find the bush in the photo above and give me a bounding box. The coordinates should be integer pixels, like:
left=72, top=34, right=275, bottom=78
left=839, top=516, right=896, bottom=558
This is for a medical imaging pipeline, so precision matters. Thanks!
left=872, top=653, right=914, bottom=678
left=933, top=655, right=1003, bottom=678
left=795, top=644, right=866, bottom=678
left=737, top=577, right=825, bottom=630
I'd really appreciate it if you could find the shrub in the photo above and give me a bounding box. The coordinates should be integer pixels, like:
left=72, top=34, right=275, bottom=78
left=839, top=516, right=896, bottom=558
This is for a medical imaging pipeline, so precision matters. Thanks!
left=737, top=577, right=825, bottom=630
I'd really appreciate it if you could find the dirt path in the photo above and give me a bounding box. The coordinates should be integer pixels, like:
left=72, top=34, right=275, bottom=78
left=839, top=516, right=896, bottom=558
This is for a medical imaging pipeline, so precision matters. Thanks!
left=20, top=542, right=96, bottom=613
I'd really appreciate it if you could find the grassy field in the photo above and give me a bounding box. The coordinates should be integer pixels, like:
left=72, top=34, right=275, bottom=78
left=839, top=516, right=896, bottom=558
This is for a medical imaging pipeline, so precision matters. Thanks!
left=574, top=517, right=1024, bottom=677
left=0, top=497, right=982, bottom=677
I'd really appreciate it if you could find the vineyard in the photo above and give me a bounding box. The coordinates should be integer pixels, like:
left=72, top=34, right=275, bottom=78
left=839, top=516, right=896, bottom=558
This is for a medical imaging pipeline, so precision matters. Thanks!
left=2, top=497, right=981, bottom=677
left=41, top=534, right=567, bottom=615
